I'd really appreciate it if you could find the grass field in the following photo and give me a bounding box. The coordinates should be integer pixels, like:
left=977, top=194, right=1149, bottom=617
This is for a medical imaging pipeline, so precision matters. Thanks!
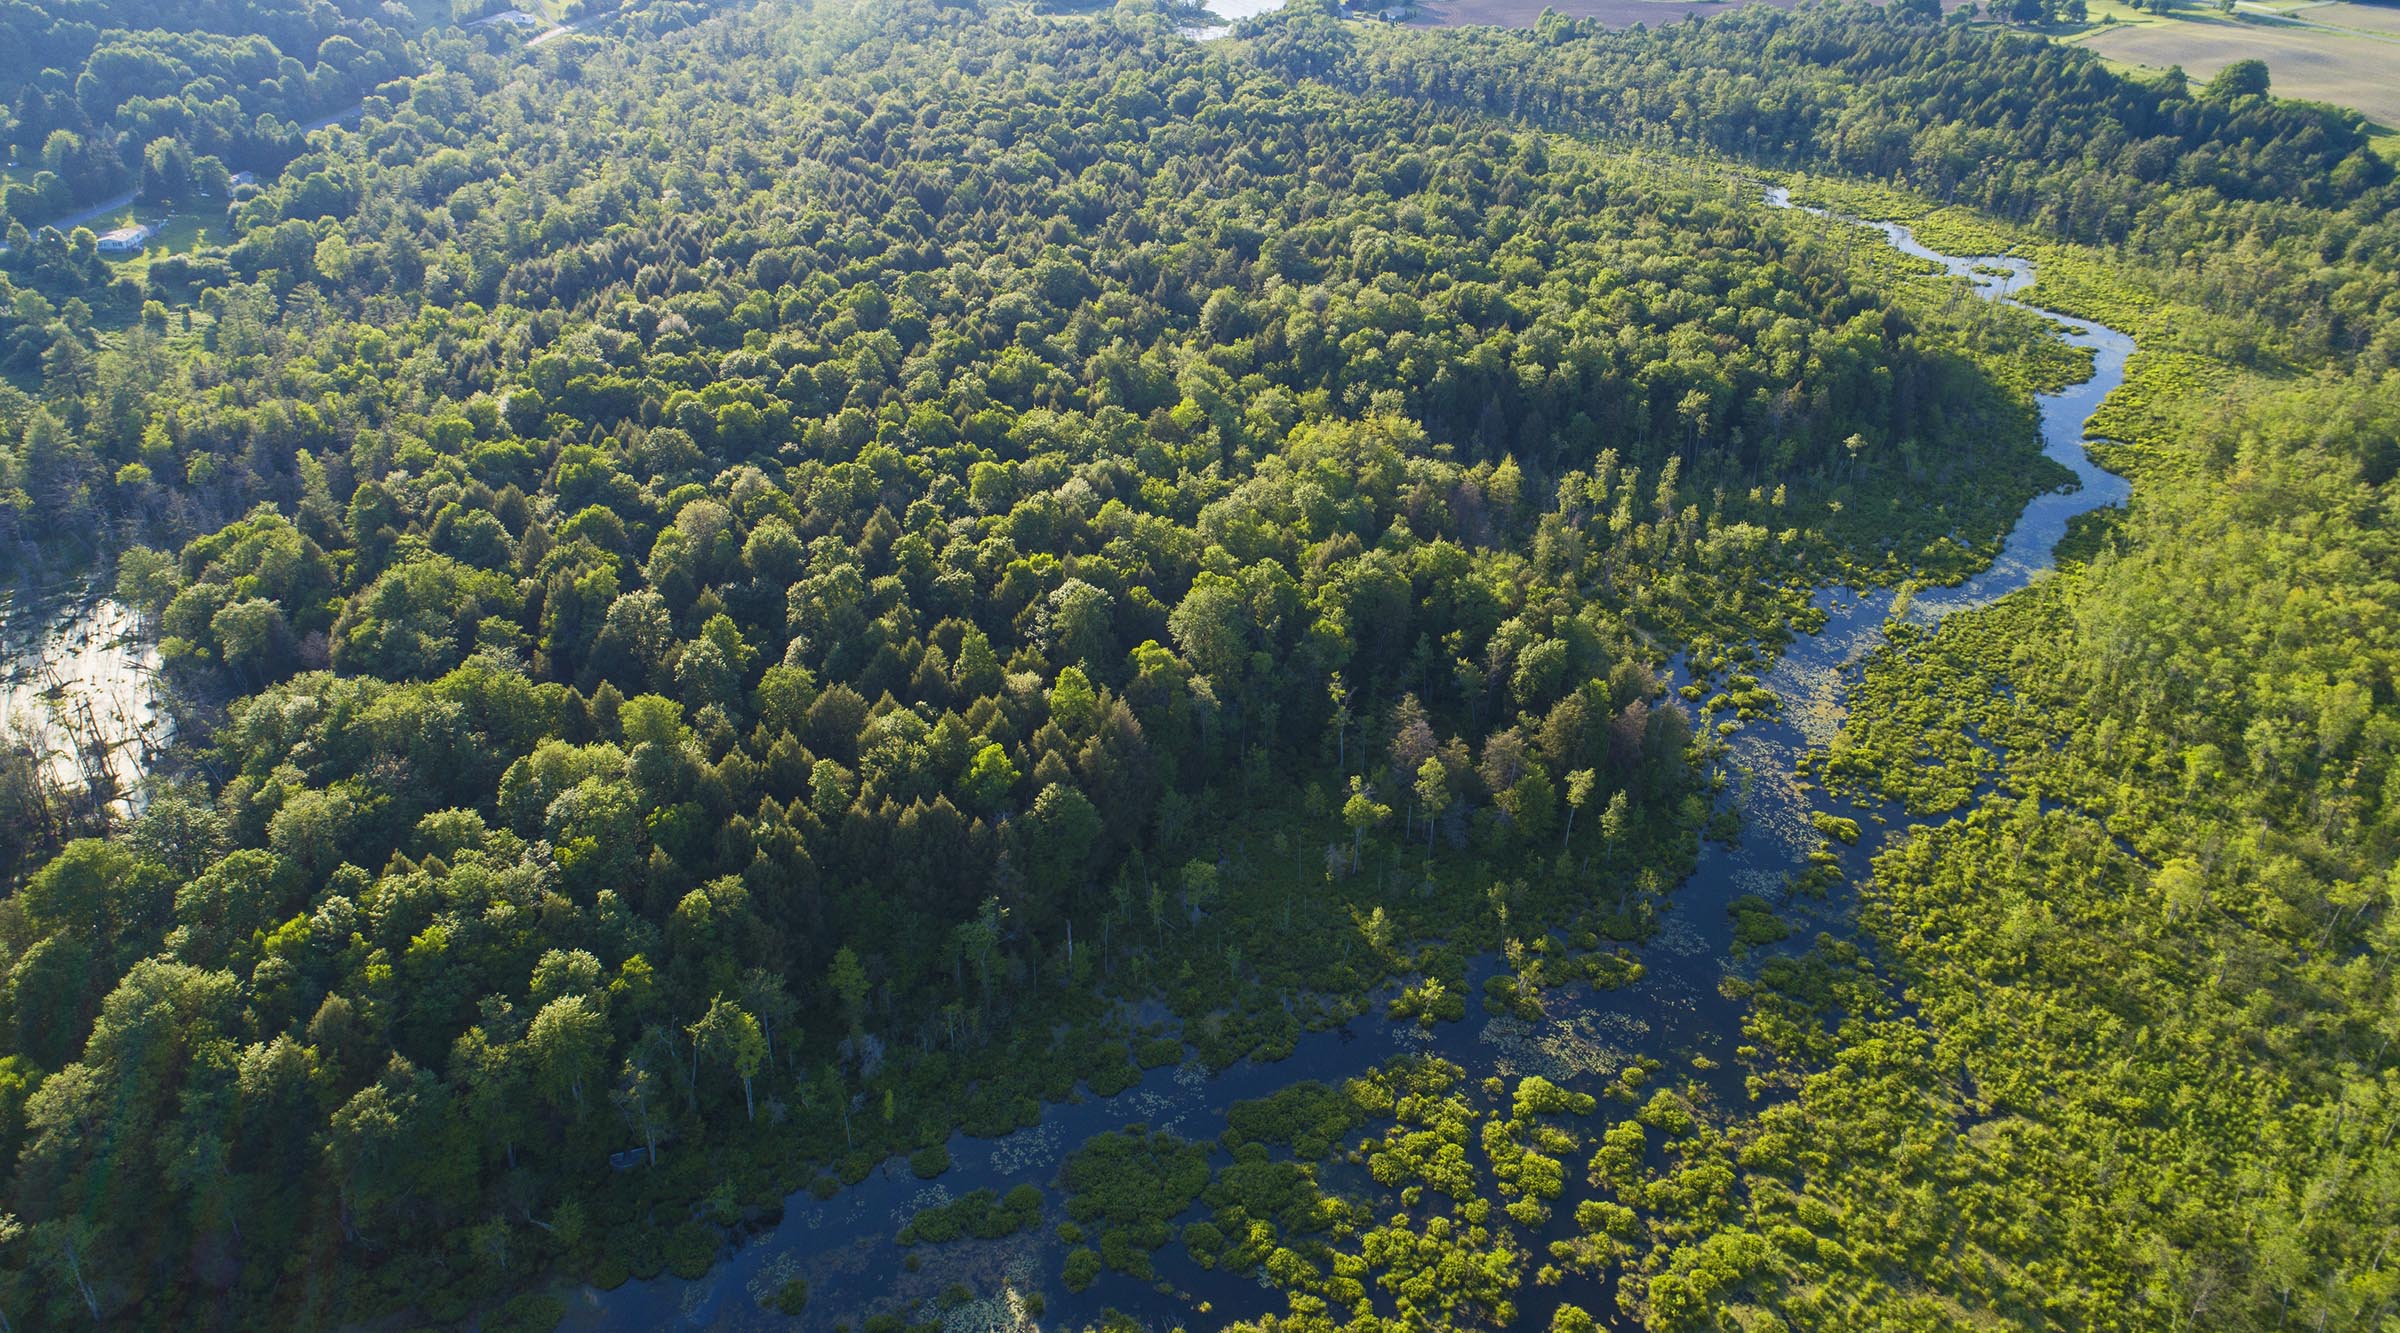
left=89, top=208, right=220, bottom=276
left=2305, top=0, right=2400, bottom=33
left=1412, top=0, right=1988, bottom=28
left=2070, top=11, right=2400, bottom=133
left=2075, top=0, right=2174, bottom=26
left=134, top=213, right=213, bottom=258
left=78, top=202, right=141, bottom=234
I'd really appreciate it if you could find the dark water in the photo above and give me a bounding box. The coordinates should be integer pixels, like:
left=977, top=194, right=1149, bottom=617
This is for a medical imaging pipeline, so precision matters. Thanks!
left=557, top=190, right=2136, bottom=1332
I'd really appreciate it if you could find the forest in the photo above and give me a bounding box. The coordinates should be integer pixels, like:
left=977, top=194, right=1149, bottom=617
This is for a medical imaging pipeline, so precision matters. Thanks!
left=0, top=0, right=418, bottom=224
left=0, top=0, right=2393, bottom=1328
left=0, top=0, right=733, bottom=234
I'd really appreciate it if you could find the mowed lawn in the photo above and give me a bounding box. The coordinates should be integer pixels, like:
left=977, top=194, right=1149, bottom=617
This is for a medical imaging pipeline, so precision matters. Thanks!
left=86, top=208, right=221, bottom=282
left=2075, top=14, right=2400, bottom=129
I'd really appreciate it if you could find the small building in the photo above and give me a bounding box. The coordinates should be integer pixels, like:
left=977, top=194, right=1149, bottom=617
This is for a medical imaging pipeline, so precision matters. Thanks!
left=96, top=225, right=153, bottom=255
left=229, top=171, right=256, bottom=188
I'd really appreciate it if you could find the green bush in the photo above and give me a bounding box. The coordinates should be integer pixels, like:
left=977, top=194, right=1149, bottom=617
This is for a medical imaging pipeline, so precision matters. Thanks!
left=485, top=1293, right=566, bottom=1333
left=1084, top=1059, right=1141, bottom=1097
left=1062, top=1246, right=1101, bottom=1292
left=1808, top=810, right=1863, bottom=844
left=585, top=1254, right=631, bottom=1291
left=1182, top=1220, right=1226, bottom=1268
left=1728, top=894, right=1792, bottom=949
left=897, top=1183, right=1043, bottom=1246
left=1225, top=1081, right=1363, bottom=1159
left=664, top=1222, right=718, bottom=1280
left=767, top=1277, right=809, bottom=1315
left=1134, top=1037, right=1185, bottom=1069
left=621, top=1225, right=666, bottom=1282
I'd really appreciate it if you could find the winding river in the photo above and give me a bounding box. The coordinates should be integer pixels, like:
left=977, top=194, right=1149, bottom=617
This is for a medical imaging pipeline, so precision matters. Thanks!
left=559, top=188, right=2136, bottom=1332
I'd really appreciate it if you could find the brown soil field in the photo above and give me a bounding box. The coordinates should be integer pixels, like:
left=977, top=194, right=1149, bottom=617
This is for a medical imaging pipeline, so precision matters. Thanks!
left=2305, top=1, right=2400, bottom=34
left=2078, top=17, right=2400, bottom=127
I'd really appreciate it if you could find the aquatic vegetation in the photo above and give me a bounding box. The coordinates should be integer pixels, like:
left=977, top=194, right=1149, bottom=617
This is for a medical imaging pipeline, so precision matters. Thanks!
left=1059, top=1127, right=1212, bottom=1282
left=896, top=1184, right=1043, bottom=1247
left=909, top=1144, right=953, bottom=1179
left=1223, top=1080, right=1366, bottom=1160
left=1, top=0, right=2393, bottom=1325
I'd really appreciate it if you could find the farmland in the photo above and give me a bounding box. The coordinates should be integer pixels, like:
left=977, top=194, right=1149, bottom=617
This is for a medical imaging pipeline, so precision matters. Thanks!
left=2073, top=10, right=2400, bottom=131
left=2308, top=0, right=2400, bottom=33
left=1414, top=0, right=1802, bottom=30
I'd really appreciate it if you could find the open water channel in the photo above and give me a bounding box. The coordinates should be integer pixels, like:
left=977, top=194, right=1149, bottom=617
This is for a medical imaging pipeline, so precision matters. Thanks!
left=559, top=188, right=2136, bottom=1332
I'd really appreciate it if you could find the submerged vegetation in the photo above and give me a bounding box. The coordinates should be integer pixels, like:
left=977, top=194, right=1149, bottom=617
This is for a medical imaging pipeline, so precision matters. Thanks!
left=0, top=0, right=2391, bottom=1328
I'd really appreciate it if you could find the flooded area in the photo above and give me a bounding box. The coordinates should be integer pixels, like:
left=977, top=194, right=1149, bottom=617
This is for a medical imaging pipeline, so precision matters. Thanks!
left=562, top=190, right=2137, bottom=1333
left=0, top=584, right=173, bottom=820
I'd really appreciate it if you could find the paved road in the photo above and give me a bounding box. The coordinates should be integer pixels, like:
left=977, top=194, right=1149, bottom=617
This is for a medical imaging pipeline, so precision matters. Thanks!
left=41, top=190, right=140, bottom=236
left=531, top=7, right=621, bottom=44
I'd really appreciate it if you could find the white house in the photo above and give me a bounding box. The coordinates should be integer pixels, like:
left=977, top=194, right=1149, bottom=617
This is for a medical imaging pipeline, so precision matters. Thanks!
left=96, top=224, right=153, bottom=255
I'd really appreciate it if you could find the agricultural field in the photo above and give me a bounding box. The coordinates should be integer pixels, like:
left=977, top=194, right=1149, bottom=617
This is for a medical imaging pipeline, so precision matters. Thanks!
left=1412, top=0, right=1979, bottom=33
left=2298, top=0, right=2400, bottom=33
left=2072, top=11, right=2400, bottom=130
left=1413, top=0, right=1800, bottom=28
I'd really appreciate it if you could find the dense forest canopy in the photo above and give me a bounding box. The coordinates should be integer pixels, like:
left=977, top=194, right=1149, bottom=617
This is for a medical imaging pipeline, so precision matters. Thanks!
left=0, top=0, right=421, bottom=223
left=0, top=0, right=2392, bottom=1328
left=0, top=0, right=728, bottom=230
left=1324, top=6, right=2399, bottom=363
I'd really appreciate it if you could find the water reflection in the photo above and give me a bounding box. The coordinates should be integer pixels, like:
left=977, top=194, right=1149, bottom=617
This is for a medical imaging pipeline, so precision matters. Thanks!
left=0, top=586, right=172, bottom=820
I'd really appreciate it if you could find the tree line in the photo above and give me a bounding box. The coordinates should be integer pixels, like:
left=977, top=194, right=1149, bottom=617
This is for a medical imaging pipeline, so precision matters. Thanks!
left=0, top=0, right=2387, bottom=1326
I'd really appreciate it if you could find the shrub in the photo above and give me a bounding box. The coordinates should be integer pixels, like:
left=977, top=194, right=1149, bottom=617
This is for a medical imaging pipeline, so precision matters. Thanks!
left=909, top=1143, right=952, bottom=1179
left=486, top=1293, right=566, bottom=1333
left=663, top=1222, right=717, bottom=1280
left=1182, top=1220, right=1226, bottom=1268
